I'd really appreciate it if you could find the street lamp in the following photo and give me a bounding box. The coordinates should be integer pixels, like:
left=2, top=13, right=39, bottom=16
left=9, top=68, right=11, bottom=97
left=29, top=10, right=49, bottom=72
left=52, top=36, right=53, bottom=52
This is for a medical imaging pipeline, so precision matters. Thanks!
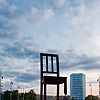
left=89, top=82, right=92, bottom=100
left=97, top=77, right=100, bottom=100
left=10, top=80, right=13, bottom=100
left=0, top=75, right=3, bottom=100
left=23, top=88, right=24, bottom=100
left=17, top=85, right=20, bottom=100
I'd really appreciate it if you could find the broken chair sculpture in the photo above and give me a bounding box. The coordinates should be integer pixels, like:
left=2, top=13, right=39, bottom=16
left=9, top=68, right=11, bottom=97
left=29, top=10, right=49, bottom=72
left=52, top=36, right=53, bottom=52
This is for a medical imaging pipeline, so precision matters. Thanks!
left=40, top=53, right=67, bottom=100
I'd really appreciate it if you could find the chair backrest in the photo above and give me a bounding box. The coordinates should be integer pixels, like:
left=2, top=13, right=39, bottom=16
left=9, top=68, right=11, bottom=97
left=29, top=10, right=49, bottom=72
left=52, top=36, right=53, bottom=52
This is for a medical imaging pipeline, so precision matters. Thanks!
left=40, top=53, right=59, bottom=78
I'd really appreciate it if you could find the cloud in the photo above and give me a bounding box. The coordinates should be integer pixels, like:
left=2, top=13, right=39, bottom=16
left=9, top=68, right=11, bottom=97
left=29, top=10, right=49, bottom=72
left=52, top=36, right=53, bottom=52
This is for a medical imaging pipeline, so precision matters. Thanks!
left=1, top=37, right=40, bottom=60
left=0, top=16, right=23, bottom=40
left=47, top=49, right=61, bottom=54
left=45, top=0, right=70, bottom=13
left=0, top=0, right=24, bottom=40
left=2, top=70, right=39, bottom=91
left=14, top=72, right=39, bottom=83
left=60, top=0, right=100, bottom=28
left=0, top=0, right=100, bottom=95
left=3, top=70, right=39, bottom=82
left=69, top=0, right=100, bottom=17
left=60, top=49, right=100, bottom=71
left=0, top=35, right=41, bottom=82
left=60, top=30, right=72, bottom=37
left=29, top=7, right=54, bottom=25
left=0, top=0, right=8, bottom=10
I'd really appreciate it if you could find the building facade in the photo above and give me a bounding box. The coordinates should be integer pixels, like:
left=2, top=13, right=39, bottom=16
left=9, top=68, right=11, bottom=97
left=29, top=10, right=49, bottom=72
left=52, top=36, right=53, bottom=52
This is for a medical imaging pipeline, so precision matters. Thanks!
left=70, top=73, right=86, bottom=100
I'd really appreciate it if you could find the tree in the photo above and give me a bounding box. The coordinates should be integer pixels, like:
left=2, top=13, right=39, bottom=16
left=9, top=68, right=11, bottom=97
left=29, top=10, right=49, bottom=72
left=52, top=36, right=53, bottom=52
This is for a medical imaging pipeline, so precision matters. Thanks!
left=70, top=97, right=77, bottom=100
left=27, top=89, right=37, bottom=100
left=3, top=90, right=10, bottom=100
left=85, top=95, right=98, bottom=100
left=2, top=89, right=38, bottom=100
left=12, top=90, right=18, bottom=100
left=63, top=96, right=67, bottom=100
left=24, top=89, right=37, bottom=100
left=3, top=90, right=18, bottom=100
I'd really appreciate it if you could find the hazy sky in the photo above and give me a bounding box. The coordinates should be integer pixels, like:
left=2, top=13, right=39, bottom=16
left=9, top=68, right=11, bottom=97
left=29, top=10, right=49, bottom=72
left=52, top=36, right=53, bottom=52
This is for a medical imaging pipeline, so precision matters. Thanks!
left=0, top=0, right=100, bottom=96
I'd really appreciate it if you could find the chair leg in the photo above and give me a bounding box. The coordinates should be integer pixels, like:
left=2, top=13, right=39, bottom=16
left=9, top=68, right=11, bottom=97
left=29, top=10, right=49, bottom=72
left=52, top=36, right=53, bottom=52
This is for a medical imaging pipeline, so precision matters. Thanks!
left=57, top=84, right=59, bottom=100
left=44, top=84, right=46, bottom=100
left=64, top=81, right=67, bottom=95
left=40, top=83, right=43, bottom=100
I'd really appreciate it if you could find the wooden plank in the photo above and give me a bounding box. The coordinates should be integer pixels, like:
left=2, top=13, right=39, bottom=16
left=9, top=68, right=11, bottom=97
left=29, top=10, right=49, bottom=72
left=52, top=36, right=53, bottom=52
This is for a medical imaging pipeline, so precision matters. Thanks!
left=40, top=54, right=43, bottom=100
left=46, top=56, right=48, bottom=72
left=57, top=84, right=59, bottom=100
left=51, top=56, right=53, bottom=72
left=43, top=71, right=57, bottom=74
left=44, top=84, right=46, bottom=100
left=56, top=55, right=59, bottom=77
left=40, top=53, right=58, bottom=57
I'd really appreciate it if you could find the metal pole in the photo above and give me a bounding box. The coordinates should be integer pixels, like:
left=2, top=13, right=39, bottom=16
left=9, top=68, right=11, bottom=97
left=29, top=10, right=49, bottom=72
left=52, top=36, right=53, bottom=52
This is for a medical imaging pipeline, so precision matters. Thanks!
left=97, top=77, right=100, bottom=100
left=91, top=83, right=92, bottom=100
left=17, top=85, right=20, bottom=100
left=10, top=83, right=12, bottom=100
left=89, top=82, right=92, bottom=100
left=17, top=86, right=19, bottom=100
left=23, top=88, right=24, bottom=100
left=10, top=80, right=13, bottom=100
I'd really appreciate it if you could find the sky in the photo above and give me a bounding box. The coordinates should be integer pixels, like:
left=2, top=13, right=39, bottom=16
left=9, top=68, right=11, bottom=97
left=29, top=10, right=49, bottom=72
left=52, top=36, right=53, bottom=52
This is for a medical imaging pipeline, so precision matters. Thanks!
left=0, top=0, right=100, bottom=96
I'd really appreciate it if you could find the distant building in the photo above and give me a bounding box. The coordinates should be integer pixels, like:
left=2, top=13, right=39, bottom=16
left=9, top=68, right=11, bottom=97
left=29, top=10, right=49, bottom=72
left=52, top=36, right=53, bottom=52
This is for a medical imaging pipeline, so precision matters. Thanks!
left=70, top=73, right=86, bottom=100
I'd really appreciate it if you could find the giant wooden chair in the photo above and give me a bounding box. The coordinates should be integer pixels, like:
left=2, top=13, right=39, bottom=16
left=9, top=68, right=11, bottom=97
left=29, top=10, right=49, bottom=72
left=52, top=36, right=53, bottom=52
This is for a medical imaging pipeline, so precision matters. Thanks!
left=40, top=53, right=67, bottom=100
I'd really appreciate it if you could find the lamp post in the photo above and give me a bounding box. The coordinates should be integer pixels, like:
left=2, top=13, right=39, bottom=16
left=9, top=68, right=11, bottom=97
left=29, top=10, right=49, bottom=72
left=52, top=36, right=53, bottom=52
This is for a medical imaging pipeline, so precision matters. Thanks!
left=89, top=82, right=92, bottom=100
left=97, top=77, right=100, bottom=100
left=0, top=75, right=3, bottom=100
left=17, top=85, right=20, bottom=100
left=10, top=80, right=13, bottom=100
left=23, top=88, right=24, bottom=100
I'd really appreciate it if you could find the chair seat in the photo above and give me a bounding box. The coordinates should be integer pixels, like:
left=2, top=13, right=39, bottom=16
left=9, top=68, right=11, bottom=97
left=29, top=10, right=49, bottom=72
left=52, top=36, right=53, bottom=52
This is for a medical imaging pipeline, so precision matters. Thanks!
left=42, top=76, right=67, bottom=84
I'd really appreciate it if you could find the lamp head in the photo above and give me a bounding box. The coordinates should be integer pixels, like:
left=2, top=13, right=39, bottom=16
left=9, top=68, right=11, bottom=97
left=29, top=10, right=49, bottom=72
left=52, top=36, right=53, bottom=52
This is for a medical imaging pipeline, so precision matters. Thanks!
left=89, top=84, right=91, bottom=86
left=11, top=82, right=13, bottom=84
left=1, top=76, right=3, bottom=79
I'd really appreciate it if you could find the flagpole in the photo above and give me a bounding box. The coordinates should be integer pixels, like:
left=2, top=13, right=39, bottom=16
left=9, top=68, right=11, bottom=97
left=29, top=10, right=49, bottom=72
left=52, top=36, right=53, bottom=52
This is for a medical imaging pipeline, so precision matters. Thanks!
left=89, top=82, right=92, bottom=100
left=17, top=85, right=20, bottom=100
left=23, top=88, right=24, bottom=100
left=10, top=78, right=13, bottom=100
left=97, top=77, right=100, bottom=100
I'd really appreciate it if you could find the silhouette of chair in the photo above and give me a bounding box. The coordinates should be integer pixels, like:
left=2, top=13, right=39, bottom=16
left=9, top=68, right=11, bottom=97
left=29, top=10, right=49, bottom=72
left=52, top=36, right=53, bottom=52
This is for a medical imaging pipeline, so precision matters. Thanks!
left=40, top=53, right=67, bottom=100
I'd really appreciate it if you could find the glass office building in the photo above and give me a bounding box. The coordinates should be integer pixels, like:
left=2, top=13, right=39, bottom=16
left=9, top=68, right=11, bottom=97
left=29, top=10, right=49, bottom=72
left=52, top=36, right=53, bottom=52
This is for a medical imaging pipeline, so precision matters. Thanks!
left=70, top=73, right=86, bottom=100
